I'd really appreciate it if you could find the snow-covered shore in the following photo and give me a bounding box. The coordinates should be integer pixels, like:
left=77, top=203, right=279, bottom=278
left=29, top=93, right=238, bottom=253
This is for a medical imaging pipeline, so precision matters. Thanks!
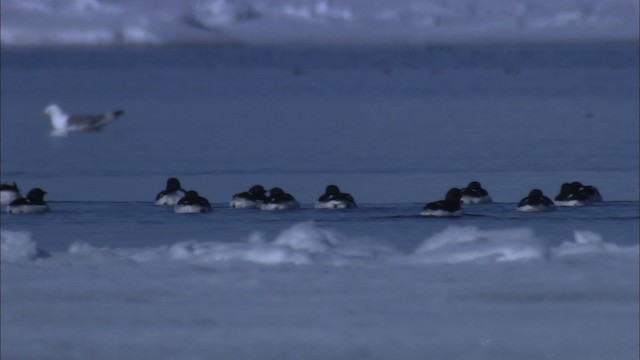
left=2, top=0, right=638, bottom=47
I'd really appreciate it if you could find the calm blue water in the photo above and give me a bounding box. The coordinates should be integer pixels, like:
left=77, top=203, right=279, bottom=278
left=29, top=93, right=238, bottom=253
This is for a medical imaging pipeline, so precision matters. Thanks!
left=1, top=44, right=639, bottom=250
left=0, top=201, right=638, bottom=252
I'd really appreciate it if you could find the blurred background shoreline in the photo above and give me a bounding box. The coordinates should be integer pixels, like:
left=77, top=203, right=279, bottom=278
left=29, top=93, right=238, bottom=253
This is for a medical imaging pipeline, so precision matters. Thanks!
left=2, top=0, right=638, bottom=48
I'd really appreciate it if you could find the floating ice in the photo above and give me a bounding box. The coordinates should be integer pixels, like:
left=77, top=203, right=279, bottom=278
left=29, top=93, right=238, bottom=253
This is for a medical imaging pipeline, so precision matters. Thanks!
left=272, top=222, right=339, bottom=253
left=168, top=240, right=312, bottom=265
left=164, top=222, right=393, bottom=266
left=3, top=224, right=638, bottom=360
left=58, top=222, right=397, bottom=266
left=411, top=226, right=545, bottom=264
left=1, top=230, right=38, bottom=262
left=552, top=230, right=640, bottom=258
left=163, top=222, right=338, bottom=265
left=5, top=224, right=638, bottom=267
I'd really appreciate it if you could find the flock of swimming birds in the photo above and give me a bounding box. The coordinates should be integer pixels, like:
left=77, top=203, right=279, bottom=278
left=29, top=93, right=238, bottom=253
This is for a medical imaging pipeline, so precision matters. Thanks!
left=1, top=178, right=602, bottom=216
left=2, top=104, right=603, bottom=215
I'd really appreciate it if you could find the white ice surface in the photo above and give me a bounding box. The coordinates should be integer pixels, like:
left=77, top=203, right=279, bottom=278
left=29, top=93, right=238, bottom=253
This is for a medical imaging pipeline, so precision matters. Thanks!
left=2, top=224, right=638, bottom=359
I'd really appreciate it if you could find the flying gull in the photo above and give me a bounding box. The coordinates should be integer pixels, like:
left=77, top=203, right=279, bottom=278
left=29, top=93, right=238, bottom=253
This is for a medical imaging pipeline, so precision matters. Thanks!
left=43, top=104, right=124, bottom=135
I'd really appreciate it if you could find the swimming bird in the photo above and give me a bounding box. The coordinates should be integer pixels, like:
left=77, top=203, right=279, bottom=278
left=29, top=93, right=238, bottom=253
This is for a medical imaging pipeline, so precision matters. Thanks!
left=6, top=188, right=50, bottom=214
left=1, top=182, right=21, bottom=204
left=460, top=181, right=493, bottom=204
left=315, top=185, right=357, bottom=209
left=571, top=181, right=603, bottom=203
left=43, top=104, right=124, bottom=134
left=174, top=190, right=212, bottom=214
left=420, top=188, right=463, bottom=217
left=554, top=182, right=591, bottom=207
left=261, top=187, right=300, bottom=211
left=517, top=189, right=556, bottom=212
left=155, top=178, right=187, bottom=206
left=230, top=185, right=267, bottom=209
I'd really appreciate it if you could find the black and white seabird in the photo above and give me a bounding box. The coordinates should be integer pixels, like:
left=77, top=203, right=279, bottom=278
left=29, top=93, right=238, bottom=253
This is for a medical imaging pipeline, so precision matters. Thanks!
left=420, top=188, right=463, bottom=217
left=174, top=190, right=212, bottom=214
left=517, top=189, right=556, bottom=212
left=7, top=188, right=50, bottom=214
left=261, top=187, right=300, bottom=210
left=460, top=181, right=493, bottom=204
left=554, top=182, right=591, bottom=207
left=315, top=185, right=357, bottom=209
left=230, top=185, right=267, bottom=209
left=155, top=177, right=187, bottom=206
left=1, top=182, right=21, bottom=205
left=43, top=103, right=124, bottom=134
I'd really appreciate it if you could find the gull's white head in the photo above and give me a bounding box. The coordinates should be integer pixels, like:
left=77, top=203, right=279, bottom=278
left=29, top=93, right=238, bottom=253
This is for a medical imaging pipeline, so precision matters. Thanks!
left=43, top=104, right=68, bottom=131
left=43, top=104, right=64, bottom=117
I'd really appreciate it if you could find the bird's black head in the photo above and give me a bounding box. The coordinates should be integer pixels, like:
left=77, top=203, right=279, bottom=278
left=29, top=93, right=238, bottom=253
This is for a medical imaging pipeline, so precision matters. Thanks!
left=560, top=183, right=572, bottom=193
left=185, top=190, right=199, bottom=198
left=570, top=181, right=584, bottom=191
left=445, top=188, right=462, bottom=202
left=468, top=181, right=481, bottom=190
left=325, top=185, right=340, bottom=195
left=269, top=187, right=285, bottom=197
left=167, top=178, right=182, bottom=191
left=1, top=182, right=19, bottom=191
left=529, top=189, right=543, bottom=197
left=26, top=188, right=47, bottom=201
left=249, top=185, right=266, bottom=196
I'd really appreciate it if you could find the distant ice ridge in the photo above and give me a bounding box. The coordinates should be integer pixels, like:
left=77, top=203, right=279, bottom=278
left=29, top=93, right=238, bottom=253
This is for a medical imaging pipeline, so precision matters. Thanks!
left=3, top=224, right=638, bottom=266
left=1, top=0, right=638, bottom=46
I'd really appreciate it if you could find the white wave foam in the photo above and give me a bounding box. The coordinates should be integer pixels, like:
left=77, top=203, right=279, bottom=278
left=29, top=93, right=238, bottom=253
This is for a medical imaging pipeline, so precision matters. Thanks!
left=411, top=226, right=545, bottom=264
left=1, top=231, right=38, bottom=262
